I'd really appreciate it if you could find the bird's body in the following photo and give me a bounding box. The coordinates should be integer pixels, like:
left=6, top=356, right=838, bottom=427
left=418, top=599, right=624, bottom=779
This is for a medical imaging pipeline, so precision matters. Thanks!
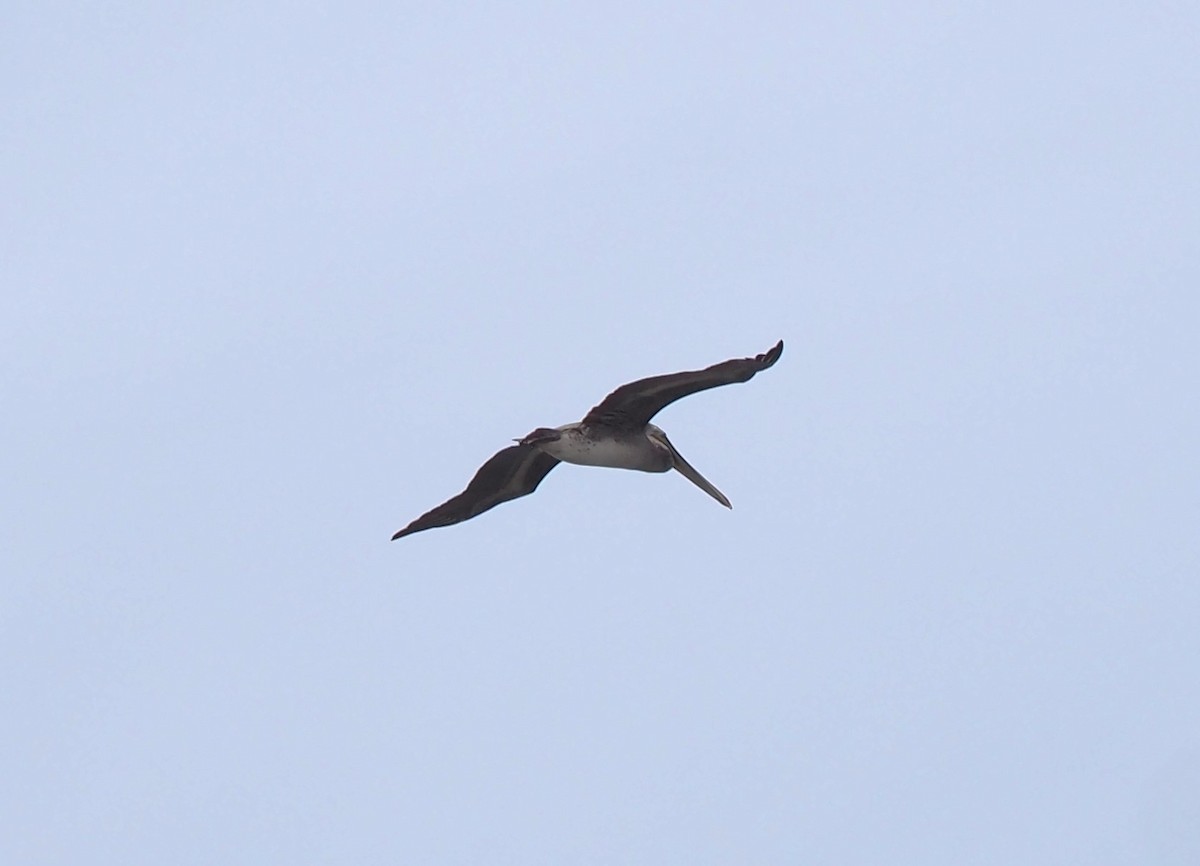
left=522, top=423, right=673, bottom=472
left=392, top=340, right=783, bottom=540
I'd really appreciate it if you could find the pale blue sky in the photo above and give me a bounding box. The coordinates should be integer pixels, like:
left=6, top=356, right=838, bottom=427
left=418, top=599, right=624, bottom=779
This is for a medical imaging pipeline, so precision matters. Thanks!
left=3, top=3, right=1198, bottom=863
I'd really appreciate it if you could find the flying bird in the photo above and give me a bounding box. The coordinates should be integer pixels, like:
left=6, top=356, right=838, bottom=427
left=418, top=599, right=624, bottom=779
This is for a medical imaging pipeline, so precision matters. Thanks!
left=392, top=340, right=783, bottom=540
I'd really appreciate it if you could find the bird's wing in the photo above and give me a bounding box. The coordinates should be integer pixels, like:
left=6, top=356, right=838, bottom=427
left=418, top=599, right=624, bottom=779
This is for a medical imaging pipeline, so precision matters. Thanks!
left=392, top=445, right=560, bottom=540
left=582, top=339, right=783, bottom=429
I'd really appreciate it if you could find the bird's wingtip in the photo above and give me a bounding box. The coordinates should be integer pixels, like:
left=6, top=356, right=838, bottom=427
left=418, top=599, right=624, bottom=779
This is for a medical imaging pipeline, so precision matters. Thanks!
left=759, top=339, right=784, bottom=367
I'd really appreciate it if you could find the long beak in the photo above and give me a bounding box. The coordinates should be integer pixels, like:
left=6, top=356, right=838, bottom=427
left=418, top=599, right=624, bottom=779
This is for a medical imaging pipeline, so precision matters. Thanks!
left=659, top=435, right=732, bottom=509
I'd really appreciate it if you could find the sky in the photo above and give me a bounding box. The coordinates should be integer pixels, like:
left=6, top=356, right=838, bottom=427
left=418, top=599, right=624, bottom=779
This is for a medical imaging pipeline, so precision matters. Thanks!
left=3, top=2, right=1198, bottom=863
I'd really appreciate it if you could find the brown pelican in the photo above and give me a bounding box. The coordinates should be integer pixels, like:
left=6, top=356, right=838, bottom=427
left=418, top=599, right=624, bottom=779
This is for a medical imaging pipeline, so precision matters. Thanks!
left=392, top=340, right=783, bottom=540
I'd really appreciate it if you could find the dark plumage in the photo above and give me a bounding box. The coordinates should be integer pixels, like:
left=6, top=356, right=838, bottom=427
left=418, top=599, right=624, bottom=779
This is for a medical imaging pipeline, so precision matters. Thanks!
left=392, top=340, right=783, bottom=540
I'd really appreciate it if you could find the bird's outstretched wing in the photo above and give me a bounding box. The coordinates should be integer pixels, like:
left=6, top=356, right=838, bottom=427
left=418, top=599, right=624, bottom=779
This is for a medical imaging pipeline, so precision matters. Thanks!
left=392, top=445, right=560, bottom=540
left=583, top=340, right=783, bottom=429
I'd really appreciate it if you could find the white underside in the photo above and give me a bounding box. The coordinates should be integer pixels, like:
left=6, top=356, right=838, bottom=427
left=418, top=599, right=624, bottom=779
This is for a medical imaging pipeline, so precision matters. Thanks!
left=534, top=423, right=732, bottom=507
left=538, top=431, right=669, bottom=472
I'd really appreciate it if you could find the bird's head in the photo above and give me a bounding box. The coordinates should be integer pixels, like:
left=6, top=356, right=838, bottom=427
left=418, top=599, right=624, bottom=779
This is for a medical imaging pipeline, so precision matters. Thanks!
left=515, top=427, right=563, bottom=447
